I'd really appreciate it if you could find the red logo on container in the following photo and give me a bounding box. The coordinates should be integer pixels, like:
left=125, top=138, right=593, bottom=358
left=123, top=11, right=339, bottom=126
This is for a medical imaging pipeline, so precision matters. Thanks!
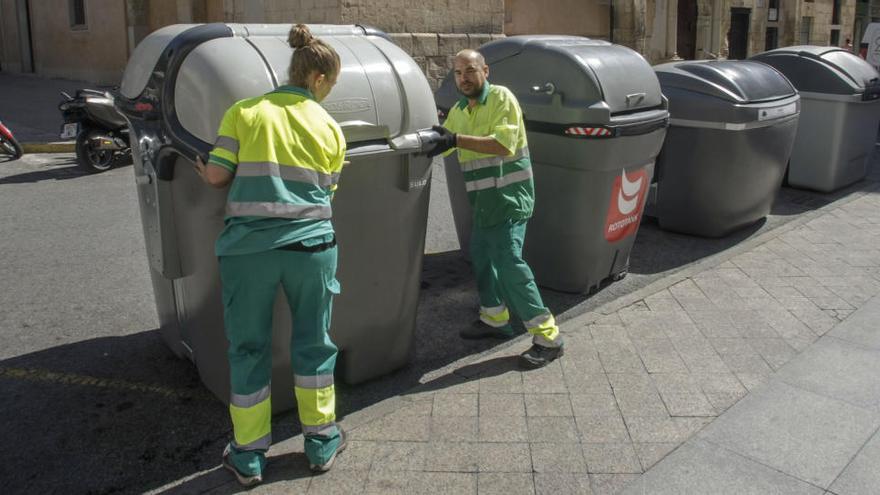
left=604, top=167, right=649, bottom=242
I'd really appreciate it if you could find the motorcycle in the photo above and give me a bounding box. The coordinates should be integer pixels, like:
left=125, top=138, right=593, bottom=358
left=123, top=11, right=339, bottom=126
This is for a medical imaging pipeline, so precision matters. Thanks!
left=59, top=89, right=130, bottom=173
left=0, top=118, right=23, bottom=161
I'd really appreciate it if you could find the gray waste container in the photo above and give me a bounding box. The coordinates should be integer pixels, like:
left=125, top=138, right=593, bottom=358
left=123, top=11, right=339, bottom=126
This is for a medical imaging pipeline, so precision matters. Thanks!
left=751, top=46, right=880, bottom=192
left=116, top=23, right=439, bottom=411
left=650, top=60, right=800, bottom=237
left=435, top=36, right=668, bottom=293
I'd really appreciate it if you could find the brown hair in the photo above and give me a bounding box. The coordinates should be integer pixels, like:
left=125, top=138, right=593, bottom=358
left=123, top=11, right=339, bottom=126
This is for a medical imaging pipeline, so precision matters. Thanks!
left=287, top=24, right=341, bottom=88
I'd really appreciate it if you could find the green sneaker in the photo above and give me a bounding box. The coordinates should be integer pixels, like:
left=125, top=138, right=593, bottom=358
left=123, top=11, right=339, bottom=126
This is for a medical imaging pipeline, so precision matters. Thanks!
left=222, top=443, right=263, bottom=487
left=460, top=320, right=515, bottom=340
left=310, top=427, right=348, bottom=473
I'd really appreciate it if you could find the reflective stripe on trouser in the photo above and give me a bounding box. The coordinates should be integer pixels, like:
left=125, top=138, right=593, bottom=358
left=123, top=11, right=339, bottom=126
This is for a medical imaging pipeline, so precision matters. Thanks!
left=469, top=219, right=561, bottom=346
left=219, top=245, right=341, bottom=464
left=479, top=304, right=510, bottom=328
left=229, top=386, right=272, bottom=451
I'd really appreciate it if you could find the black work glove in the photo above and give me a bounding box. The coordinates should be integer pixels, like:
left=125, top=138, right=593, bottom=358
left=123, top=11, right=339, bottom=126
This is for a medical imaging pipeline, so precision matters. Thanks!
left=426, top=125, right=457, bottom=158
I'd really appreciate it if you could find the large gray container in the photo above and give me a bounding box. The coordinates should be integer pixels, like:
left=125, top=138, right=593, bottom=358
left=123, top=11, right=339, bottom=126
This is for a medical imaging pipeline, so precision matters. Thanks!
left=751, top=46, right=880, bottom=192
left=116, top=24, right=438, bottom=411
left=650, top=60, right=800, bottom=237
left=436, top=36, right=668, bottom=294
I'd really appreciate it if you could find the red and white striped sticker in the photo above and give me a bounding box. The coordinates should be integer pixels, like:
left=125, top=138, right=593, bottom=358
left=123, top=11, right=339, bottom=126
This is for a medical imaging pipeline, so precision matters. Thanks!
left=565, top=126, right=612, bottom=137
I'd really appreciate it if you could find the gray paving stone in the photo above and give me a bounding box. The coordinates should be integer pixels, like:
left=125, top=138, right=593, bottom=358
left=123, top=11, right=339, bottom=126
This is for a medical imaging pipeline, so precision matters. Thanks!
left=828, top=295, right=880, bottom=350
left=406, top=472, right=476, bottom=494
left=480, top=415, right=528, bottom=442
left=364, top=470, right=409, bottom=495
left=433, top=393, right=478, bottom=417
left=624, top=416, right=710, bottom=443
left=480, top=370, right=524, bottom=394
left=576, top=414, right=631, bottom=443
left=424, top=442, right=478, bottom=472
left=597, top=348, right=646, bottom=374
left=698, top=380, right=880, bottom=488
left=306, top=468, right=368, bottom=494
left=583, top=443, right=642, bottom=474
left=632, top=442, right=680, bottom=470
left=614, top=388, right=670, bottom=419
left=533, top=473, right=594, bottom=495
left=478, top=472, right=536, bottom=495
left=619, top=440, right=824, bottom=495
left=607, top=372, right=655, bottom=391
left=693, top=372, right=747, bottom=396
left=368, top=441, right=427, bottom=471
left=395, top=398, right=433, bottom=416
left=479, top=393, right=526, bottom=417
left=719, top=352, right=774, bottom=375
left=705, top=391, right=746, bottom=414
left=522, top=362, right=569, bottom=393
left=643, top=291, right=683, bottom=312
left=431, top=415, right=479, bottom=442
left=477, top=442, right=532, bottom=472
left=829, top=429, right=880, bottom=495
left=528, top=416, right=580, bottom=442
left=791, top=307, right=838, bottom=335
left=734, top=372, right=771, bottom=392
left=658, top=391, right=716, bottom=417
left=775, top=337, right=880, bottom=410
left=525, top=394, right=574, bottom=417
left=331, top=440, right=374, bottom=471
left=570, top=394, right=619, bottom=417
left=589, top=474, right=642, bottom=495
left=429, top=373, right=481, bottom=394
left=348, top=413, right=430, bottom=442
left=747, top=338, right=798, bottom=370
left=632, top=340, right=689, bottom=373
left=562, top=369, right=612, bottom=394
left=531, top=442, right=588, bottom=473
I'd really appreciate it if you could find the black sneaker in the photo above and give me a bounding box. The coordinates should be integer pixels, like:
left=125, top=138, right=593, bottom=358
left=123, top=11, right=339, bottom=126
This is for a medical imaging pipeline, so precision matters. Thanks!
left=519, top=343, right=564, bottom=369
left=222, top=444, right=263, bottom=487
left=310, top=427, right=348, bottom=473
left=459, top=320, right=515, bottom=340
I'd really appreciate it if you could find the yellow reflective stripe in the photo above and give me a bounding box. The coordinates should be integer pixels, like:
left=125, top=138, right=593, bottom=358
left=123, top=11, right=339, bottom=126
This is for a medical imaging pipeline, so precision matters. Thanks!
left=480, top=306, right=510, bottom=328
left=211, top=147, right=238, bottom=165
left=226, top=201, right=332, bottom=219
left=236, top=161, right=340, bottom=187
left=465, top=167, right=533, bottom=193
left=526, top=313, right=561, bottom=345
left=295, top=384, right=336, bottom=427
left=229, top=395, right=272, bottom=448
left=461, top=147, right=530, bottom=172
left=214, top=135, right=239, bottom=154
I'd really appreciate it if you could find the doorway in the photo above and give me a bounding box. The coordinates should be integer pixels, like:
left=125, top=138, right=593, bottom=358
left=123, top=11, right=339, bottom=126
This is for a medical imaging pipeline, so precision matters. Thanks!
left=728, top=8, right=751, bottom=59
left=677, top=0, right=698, bottom=59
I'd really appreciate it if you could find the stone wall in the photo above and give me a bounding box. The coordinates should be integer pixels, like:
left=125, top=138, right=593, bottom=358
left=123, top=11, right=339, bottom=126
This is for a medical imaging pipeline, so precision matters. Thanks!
left=390, top=32, right=506, bottom=90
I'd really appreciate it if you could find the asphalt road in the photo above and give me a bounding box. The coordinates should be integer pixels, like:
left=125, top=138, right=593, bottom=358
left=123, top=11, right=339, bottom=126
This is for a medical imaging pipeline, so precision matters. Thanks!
left=0, top=150, right=877, bottom=493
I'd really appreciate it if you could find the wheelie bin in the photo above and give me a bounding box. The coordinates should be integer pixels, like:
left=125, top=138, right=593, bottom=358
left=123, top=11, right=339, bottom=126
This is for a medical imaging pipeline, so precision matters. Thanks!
left=436, top=36, right=669, bottom=293
left=650, top=60, right=800, bottom=237
left=751, top=46, right=880, bottom=192
left=116, top=23, right=439, bottom=411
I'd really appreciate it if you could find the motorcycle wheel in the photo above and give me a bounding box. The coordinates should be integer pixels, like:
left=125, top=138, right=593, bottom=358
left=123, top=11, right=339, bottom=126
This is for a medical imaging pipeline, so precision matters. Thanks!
left=75, top=129, right=114, bottom=173
left=0, top=132, right=23, bottom=160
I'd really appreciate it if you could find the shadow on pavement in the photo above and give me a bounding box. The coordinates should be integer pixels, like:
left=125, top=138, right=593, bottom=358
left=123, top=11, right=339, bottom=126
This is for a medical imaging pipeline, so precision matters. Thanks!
left=0, top=330, right=231, bottom=494
left=0, top=155, right=132, bottom=185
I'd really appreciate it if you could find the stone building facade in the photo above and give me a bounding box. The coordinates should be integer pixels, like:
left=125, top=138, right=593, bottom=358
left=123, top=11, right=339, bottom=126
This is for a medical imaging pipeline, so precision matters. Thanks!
left=0, top=0, right=872, bottom=86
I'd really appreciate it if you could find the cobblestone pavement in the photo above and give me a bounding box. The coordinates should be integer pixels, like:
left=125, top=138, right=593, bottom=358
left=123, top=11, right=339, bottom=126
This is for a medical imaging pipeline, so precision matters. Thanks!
left=148, top=182, right=880, bottom=494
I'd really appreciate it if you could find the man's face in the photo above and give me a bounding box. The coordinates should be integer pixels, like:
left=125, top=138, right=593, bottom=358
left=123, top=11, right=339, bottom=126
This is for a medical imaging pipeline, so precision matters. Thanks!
left=454, top=57, right=488, bottom=98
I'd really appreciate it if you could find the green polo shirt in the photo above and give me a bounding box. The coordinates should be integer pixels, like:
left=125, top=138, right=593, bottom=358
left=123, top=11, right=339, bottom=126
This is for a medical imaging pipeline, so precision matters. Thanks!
left=442, top=83, right=534, bottom=228
left=208, top=85, right=346, bottom=256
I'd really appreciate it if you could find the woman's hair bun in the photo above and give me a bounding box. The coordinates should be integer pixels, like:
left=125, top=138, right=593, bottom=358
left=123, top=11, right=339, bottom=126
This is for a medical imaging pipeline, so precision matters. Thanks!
left=288, top=24, right=314, bottom=49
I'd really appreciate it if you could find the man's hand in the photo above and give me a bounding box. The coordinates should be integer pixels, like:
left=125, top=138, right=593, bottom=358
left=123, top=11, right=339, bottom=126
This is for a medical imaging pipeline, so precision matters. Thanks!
left=426, top=125, right=457, bottom=158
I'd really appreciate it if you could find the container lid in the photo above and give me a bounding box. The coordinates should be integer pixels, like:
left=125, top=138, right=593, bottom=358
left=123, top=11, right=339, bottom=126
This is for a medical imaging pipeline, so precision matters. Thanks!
left=654, top=60, right=797, bottom=104
left=121, top=24, right=436, bottom=145
left=436, top=35, right=663, bottom=121
left=751, top=46, right=880, bottom=95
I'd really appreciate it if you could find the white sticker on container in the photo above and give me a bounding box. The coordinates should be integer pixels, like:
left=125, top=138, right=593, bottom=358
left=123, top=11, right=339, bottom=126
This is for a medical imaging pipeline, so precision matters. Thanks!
left=757, top=102, right=797, bottom=121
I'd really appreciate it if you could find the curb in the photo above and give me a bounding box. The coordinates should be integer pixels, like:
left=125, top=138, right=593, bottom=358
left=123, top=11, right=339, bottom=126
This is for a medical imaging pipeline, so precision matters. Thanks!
left=21, top=142, right=75, bottom=154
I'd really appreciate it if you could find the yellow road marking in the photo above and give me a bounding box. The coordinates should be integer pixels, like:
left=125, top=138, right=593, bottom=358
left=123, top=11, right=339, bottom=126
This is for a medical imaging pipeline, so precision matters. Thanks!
left=0, top=367, right=208, bottom=400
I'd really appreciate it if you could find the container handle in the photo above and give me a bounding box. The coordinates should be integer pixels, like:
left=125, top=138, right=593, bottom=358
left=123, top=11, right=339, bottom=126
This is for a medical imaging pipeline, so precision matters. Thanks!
left=531, top=83, right=556, bottom=95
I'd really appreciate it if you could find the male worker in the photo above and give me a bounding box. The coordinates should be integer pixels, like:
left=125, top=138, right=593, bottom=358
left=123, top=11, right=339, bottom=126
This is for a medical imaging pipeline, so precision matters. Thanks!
left=428, top=49, right=563, bottom=369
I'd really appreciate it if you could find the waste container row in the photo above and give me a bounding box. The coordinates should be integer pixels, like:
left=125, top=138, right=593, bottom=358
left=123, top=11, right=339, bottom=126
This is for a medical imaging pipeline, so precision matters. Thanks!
left=116, top=24, right=880, bottom=410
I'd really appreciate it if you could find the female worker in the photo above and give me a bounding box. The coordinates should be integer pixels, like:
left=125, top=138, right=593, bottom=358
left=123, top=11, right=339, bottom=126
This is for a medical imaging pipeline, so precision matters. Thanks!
left=194, top=24, right=346, bottom=486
